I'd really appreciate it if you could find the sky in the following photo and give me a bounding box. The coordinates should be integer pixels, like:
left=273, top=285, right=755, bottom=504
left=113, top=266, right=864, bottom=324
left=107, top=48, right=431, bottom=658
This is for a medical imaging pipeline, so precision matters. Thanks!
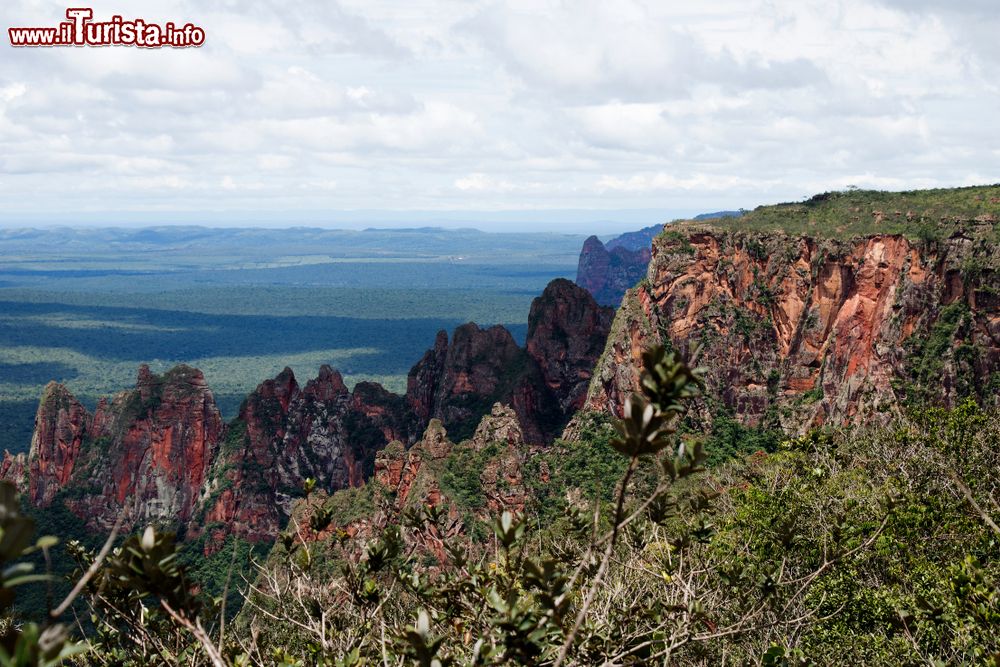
left=0, top=0, right=998, bottom=231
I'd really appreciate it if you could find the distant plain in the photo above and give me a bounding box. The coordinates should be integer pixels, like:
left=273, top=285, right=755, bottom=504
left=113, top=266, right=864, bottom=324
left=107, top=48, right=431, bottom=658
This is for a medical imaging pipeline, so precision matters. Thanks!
left=0, top=227, right=586, bottom=454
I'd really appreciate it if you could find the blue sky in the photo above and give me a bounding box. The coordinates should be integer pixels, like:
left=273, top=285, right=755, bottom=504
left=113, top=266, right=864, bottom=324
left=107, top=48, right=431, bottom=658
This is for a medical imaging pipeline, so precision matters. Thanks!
left=1, top=0, right=997, bottom=231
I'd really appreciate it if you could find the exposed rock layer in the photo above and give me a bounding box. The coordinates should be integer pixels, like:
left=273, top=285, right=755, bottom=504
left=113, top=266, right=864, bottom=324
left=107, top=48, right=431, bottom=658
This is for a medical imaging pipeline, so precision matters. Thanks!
left=195, top=365, right=400, bottom=548
left=53, top=365, right=224, bottom=532
left=27, top=382, right=91, bottom=507
left=3, top=278, right=612, bottom=547
left=407, top=278, right=612, bottom=443
left=586, top=228, right=1000, bottom=431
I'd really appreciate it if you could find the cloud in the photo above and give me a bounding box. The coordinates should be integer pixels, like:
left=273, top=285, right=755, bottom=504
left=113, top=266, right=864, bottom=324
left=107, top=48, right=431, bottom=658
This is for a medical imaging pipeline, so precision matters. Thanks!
left=875, top=0, right=997, bottom=14
left=462, top=0, right=826, bottom=103
left=0, top=0, right=996, bottom=220
left=596, top=172, right=776, bottom=193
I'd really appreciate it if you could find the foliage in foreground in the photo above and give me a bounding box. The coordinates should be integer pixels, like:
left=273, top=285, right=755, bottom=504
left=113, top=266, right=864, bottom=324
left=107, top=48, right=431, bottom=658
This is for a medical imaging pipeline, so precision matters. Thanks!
left=0, top=348, right=998, bottom=665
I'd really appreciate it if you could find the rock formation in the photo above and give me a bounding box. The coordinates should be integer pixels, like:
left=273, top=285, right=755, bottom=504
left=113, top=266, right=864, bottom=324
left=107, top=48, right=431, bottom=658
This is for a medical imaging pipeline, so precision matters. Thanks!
left=2, top=277, right=614, bottom=547
left=1, top=363, right=404, bottom=546
left=408, top=279, right=613, bottom=444
left=373, top=419, right=453, bottom=511
left=26, top=382, right=91, bottom=507
left=197, top=365, right=403, bottom=548
left=576, top=235, right=652, bottom=307
left=67, top=365, right=223, bottom=531
left=1, top=282, right=608, bottom=536
left=377, top=402, right=535, bottom=516
left=526, top=278, right=615, bottom=414
left=470, top=403, right=534, bottom=514
left=586, top=227, right=1000, bottom=432
left=406, top=323, right=531, bottom=441
left=0, top=451, right=26, bottom=494
left=575, top=215, right=742, bottom=307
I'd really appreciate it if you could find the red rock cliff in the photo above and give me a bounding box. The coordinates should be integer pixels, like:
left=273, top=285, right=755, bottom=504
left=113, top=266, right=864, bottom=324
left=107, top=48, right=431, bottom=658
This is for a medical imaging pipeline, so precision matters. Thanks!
left=197, top=365, right=402, bottom=547
left=526, top=278, right=614, bottom=415
left=586, top=228, right=1000, bottom=431
left=406, top=322, right=551, bottom=442
left=26, top=382, right=91, bottom=507
left=14, top=277, right=616, bottom=545
left=75, top=365, right=222, bottom=530
left=407, top=279, right=614, bottom=444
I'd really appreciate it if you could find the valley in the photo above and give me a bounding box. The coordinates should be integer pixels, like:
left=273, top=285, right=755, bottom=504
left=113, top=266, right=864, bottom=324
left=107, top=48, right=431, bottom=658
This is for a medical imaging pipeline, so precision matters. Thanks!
left=1, top=186, right=998, bottom=664
left=0, top=227, right=586, bottom=454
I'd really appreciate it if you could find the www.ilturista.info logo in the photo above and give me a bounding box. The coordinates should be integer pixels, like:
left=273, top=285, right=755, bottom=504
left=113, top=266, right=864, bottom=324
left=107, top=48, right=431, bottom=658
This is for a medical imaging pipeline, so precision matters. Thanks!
left=8, top=8, right=205, bottom=48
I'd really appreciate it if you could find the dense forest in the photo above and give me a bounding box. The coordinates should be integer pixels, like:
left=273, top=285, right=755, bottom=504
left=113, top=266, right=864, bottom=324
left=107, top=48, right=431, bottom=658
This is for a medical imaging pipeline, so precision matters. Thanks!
left=0, top=227, right=583, bottom=453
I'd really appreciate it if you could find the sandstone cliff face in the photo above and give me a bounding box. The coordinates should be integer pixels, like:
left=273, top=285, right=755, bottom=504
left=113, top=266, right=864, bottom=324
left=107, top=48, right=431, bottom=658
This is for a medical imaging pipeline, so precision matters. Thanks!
left=406, top=322, right=556, bottom=443
left=10, top=362, right=406, bottom=549
left=586, top=229, right=1000, bottom=431
left=526, top=278, right=615, bottom=415
left=370, top=404, right=534, bottom=511
left=0, top=451, right=27, bottom=494
left=289, top=402, right=545, bottom=570
left=26, top=382, right=91, bottom=507
left=407, top=323, right=529, bottom=441
left=67, top=365, right=223, bottom=531
left=407, top=279, right=613, bottom=444
left=12, top=277, right=614, bottom=546
left=370, top=404, right=535, bottom=517
left=469, top=403, right=535, bottom=514
left=373, top=420, right=453, bottom=511
left=198, top=365, right=401, bottom=547
left=576, top=235, right=654, bottom=306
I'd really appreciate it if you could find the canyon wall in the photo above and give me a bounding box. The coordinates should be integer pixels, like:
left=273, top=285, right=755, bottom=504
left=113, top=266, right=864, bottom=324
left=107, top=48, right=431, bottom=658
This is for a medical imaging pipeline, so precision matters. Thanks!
left=586, top=227, right=1000, bottom=431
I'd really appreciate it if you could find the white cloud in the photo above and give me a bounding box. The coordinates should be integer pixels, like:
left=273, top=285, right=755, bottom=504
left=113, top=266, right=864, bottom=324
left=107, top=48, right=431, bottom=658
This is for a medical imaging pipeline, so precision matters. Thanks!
left=0, top=82, right=26, bottom=103
left=455, top=173, right=515, bottom=192
left=0, top=0, right=996, bottom=221
left=596, top=173, right=775, bottom=193
left=461, top=0, right=827, bottom=104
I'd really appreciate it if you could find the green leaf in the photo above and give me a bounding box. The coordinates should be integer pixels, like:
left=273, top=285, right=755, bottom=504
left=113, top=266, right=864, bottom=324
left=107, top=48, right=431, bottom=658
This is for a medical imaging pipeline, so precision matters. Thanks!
left=35, top=535, right=59, bottom=550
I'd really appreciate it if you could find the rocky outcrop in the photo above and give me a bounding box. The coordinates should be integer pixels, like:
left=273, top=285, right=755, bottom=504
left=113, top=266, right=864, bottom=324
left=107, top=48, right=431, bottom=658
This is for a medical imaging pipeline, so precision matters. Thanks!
left=407, top=279, right=614, bottom=445
left=198, top=365, right=400, bottom=547
left=371, top=402, right=534, bottom=519
left=576, top=235, right=653, bottom=306
left=3, top=366, right=226, bottom=532
left=294, top=402, right=542, bottom=564
left=11, top=277, right=615, bottom=547
left=285, top=402, right=547, bottom=576
left=586, top=228, right=1000, bottom=431
left=406, top=324, right=525, bottom=438
left=526, top=278, right=615, bottom=414
left=0, top=451, right=27, bottom=494
left=471, top=404, right=534, bottom=514
left=9, top=362, right=399, bottom=544
left=26, top=382, right=91, bottom=507
left=373, top=420, right=453, bottom=510
left=351, top=381, right=411, bottom=445
left=67, top=365, right=223, bottom=531
left=371, top=405, right=534, bottom=514
left=576, top=216, right=742, bottom=307
left=406, top=323, right=552, bottom=443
